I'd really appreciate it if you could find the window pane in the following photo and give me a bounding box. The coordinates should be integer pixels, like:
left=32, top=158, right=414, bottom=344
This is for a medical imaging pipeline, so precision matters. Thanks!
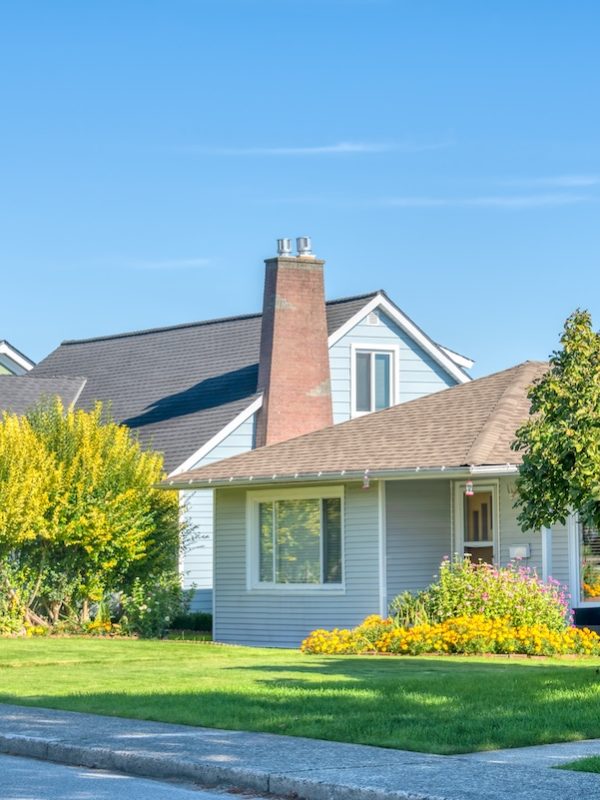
left=276, top=499, right=321, bottom=584
left=375, top=353, right=391, bottom=410
left=323, top=498, right=342, bottom=583
left=259, top=502, right=274, bottom=582
left=356, top=352, right=371, bottom=412
left=581, top=524, right=600, bottom=601
left=464, top=492, right=493, bottom=544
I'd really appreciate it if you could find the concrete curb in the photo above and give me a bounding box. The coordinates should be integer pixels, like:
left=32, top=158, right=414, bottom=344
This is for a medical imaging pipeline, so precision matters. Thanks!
left=0, top=733, right=436, bottom=800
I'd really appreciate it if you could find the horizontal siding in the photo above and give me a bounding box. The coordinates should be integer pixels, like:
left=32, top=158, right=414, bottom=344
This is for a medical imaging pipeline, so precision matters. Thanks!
left=214, top=482, right=381, bottom=647
left=196, top=414, right=256, bottom=465
left=498, top=477, right=543, bottom=575
left=329, top=309, right=457, bottom=424
left=385, top=480, right=451, bottom=608
left=497, top=477, right=570, bottom=592
left=180, top=414, right=256, bottom=612
left=180, top=489, right=214, bottom=612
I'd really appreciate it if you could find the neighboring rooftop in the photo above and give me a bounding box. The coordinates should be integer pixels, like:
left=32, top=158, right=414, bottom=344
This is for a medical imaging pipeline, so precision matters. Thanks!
left=169, top=361, right=547, bottom=486
left=32, top=293, right=382, bottom=472
left=0, top=340, right=36, bottom=375
left=0, top=376, right=86, bottom=416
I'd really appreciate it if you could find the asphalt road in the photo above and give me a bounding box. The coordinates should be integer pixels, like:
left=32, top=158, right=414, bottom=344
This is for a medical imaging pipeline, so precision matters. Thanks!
left=0, top=753, right=262, bottom=799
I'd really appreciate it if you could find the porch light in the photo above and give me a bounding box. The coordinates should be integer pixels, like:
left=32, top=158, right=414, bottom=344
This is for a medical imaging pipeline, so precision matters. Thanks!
left=465, top=480, right=474, bottom=497
left=362, top=470, right=370, bottom=490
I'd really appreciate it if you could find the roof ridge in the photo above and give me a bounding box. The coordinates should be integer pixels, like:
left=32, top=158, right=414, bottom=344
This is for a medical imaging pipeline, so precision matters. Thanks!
left=0, top=374, right=87, bottom=382
left=465, top=361, right=546, bottom=465
left=60, top=291, right=382, bottom=346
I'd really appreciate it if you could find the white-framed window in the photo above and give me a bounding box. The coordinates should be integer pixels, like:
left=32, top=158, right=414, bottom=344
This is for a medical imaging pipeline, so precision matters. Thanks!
left=246, top=486, right=344, bottom=591
left=572, top=519, right=600, bottom=605
left=453, top=481, right=499, bottom=564
left=351, top=343, right=399, bottom=417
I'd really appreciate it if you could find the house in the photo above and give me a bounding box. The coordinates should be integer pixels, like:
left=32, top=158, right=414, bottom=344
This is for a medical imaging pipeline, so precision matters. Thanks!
left=168, top=359, right=592, bottom=649
left=25, top=238, right=472, bottom=611
left=0, top=340, right=35, bottom=375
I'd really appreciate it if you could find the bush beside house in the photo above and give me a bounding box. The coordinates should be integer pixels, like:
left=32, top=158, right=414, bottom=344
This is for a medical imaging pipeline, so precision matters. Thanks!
left=0, top=400, right=189, bottom=637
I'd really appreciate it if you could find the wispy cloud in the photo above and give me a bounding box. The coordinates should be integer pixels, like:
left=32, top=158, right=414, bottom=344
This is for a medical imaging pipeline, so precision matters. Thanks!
left=127, top=258, right=211, bottom=271
left=504, top=174, right=600, bottom=188
left=383, top=193, right=589, bottom=209
left=175, top=140, right=452, bottom=156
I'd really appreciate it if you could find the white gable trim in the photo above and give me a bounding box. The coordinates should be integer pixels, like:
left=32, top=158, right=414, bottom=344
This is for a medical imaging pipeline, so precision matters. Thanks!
left=328, top=294, right=471, bottom=385
left=169, top=395, right=263, bottom=477
left=0, top=341, right=35, bottom=374
left=439, top=345, right=474, bottom=370
left=172, top=293, right=471, bottom=475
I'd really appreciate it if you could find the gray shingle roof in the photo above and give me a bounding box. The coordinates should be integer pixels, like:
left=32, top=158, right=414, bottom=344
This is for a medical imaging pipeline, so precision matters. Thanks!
left=31, top=293, right=380, bottom=472
left=169, top=361, right=547, bottom=487
left=0, top=376, right=86, bottom=416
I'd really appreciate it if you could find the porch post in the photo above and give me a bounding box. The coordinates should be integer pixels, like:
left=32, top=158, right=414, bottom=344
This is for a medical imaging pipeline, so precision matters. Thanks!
left=541, top=526, right=553, bottom=582
left=378, top=480, right=387, bottom=617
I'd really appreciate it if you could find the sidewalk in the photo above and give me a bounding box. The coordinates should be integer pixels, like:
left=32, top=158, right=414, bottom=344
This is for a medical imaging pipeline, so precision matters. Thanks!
left=1, top=703, right=600, bottom=800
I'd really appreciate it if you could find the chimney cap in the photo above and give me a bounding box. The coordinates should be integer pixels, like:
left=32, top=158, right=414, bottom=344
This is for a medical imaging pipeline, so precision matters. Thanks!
left=296, top=236, right=314, bottom=258
left=277, top=238, right=293, bottom=257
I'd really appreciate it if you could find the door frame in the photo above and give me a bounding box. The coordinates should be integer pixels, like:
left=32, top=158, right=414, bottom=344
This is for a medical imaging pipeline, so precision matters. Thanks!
left=453, top=480, right=500, bottom=562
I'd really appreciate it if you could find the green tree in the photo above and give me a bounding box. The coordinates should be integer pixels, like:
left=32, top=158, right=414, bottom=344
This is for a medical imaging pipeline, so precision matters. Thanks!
left=513, top=309, right=600, bottom=531
left=0, top=399, right=183, bottom=627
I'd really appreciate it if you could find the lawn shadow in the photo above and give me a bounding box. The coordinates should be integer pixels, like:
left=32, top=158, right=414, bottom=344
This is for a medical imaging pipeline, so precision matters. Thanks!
left=3, top=656, right=600, bottom=754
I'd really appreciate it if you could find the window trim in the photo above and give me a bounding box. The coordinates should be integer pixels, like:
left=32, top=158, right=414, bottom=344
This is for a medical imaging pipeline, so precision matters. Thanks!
left=246, top=486, right=345, bottom=593
left=350, top=342, right=400, bottom=418
left=453, top=480, right=500, bottom=563
left=569, top=514, right=600, bottom=607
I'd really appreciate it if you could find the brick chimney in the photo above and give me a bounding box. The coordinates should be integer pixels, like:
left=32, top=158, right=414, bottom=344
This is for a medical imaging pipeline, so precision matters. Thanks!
left=255, top=237, right=333, bottom=448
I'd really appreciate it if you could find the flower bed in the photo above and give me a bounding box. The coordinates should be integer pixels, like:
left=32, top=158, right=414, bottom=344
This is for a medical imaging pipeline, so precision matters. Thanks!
left=301, top=614, right=600, bottom=657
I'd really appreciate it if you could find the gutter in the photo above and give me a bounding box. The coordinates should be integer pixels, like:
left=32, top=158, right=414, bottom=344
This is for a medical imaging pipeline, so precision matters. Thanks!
left=164, top=463, right=519, bottom=490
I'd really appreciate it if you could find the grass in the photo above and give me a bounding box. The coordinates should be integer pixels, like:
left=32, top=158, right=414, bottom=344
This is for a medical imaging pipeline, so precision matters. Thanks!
left=1, top=638, right=600, bottom=754
left=557, top=756, right=600, bottom=773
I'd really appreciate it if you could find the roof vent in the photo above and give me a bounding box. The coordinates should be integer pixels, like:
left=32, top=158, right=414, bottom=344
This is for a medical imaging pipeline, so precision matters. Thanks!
left=296, top=236, right=314, bottom=257
left=277, top=238, right=292, bottom=257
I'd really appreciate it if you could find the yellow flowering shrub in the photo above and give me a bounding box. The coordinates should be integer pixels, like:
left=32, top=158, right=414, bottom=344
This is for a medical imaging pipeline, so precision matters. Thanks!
left=301, top=615, right=600, bottom=657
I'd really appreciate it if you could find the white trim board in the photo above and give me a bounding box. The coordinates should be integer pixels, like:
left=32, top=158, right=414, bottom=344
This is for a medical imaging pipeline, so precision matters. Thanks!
left=169, top=395, right=263, bottom=477
left=0, top=341, right=35, bottom=374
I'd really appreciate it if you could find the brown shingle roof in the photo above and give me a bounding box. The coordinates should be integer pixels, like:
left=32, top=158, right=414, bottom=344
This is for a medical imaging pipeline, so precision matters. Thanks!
left=168, top=361, right=547, bottom=487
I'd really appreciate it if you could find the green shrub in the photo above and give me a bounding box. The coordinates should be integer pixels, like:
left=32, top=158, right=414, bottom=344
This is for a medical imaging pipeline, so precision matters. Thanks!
left=390, top=557, right=571, bottom=632
left=169, top=611, right=212, bottom=632
left=120, top=576, right=190, bottom=638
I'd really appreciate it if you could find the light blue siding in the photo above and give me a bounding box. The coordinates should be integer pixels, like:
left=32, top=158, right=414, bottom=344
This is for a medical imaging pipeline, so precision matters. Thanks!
left=214, top=482, right=380, bottom=647
left=181, top=413, right=256, bottom=612
left=329, top=309, right=457, bottom=424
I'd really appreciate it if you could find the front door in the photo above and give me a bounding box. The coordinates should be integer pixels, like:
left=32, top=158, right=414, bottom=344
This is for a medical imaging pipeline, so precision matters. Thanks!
left=463, top=491, right=494, bottom=564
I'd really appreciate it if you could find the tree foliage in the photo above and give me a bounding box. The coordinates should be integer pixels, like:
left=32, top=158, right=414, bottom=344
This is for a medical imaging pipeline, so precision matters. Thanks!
left=513, top=309, right=600, bottom=531
left=0, top=399, right=183, bottom=629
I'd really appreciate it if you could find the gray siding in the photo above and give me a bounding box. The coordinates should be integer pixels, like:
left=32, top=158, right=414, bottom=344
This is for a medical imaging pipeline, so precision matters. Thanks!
left=497, top=477, right=570, bottom=591
left=214, top=482, right=381, bottom=647
left=329, top=309, right=457, bottom=424
left=550, top=522, right=571, bottom=591
left=385, top=480, right=451, bottom=608
left=498, top=477, right=543, bottom=575
left=180, top=413, right=256, bottom=611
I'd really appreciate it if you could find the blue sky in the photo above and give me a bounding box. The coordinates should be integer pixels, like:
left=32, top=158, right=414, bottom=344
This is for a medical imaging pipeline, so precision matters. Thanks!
left=2, top=0, right=599, bottom=376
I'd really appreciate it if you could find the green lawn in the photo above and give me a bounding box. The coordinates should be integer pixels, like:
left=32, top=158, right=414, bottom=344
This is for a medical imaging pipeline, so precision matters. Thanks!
left=1, top=638, right=600, bottom=754
left=558, top=756, right=600, bottom=773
